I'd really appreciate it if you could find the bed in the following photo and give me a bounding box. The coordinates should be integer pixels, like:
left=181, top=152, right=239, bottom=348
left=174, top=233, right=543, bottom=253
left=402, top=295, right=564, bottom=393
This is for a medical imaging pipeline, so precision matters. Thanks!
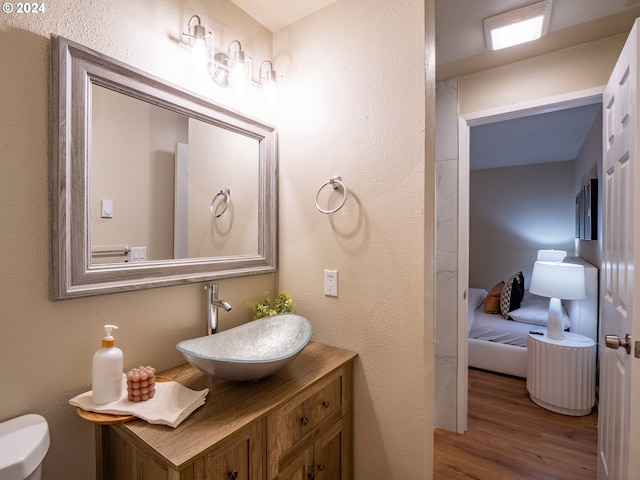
left=468, top=256, right=598, bottom=378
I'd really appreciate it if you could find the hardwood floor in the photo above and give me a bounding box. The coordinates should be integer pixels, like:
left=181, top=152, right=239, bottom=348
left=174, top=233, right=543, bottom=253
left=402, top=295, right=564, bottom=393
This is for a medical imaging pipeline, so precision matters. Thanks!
left=434, top=368, right=598, bottom=480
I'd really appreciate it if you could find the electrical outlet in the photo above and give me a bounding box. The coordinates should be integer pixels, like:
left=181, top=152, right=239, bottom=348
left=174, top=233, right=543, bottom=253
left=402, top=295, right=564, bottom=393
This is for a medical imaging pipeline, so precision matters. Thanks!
left=324, top=269, right=338, bottom=297
left=131, top=246, right=147, bottom=262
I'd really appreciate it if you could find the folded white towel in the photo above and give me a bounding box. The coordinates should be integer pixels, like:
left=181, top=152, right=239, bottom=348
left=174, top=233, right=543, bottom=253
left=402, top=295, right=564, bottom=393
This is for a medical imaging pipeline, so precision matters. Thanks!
left=69, top=377, right=208, bottom=428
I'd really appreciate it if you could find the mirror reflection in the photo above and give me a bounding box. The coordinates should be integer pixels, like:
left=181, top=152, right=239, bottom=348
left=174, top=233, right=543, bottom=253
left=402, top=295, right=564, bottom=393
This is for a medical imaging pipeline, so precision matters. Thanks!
left=90, top=85, right=259, bottom=264
left=50, top=35, right=277, bottom=299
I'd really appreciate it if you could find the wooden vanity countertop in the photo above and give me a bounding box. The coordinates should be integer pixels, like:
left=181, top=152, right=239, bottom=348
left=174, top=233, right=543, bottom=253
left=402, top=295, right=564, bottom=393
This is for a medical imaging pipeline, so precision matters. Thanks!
left=110, top=341, right=357, bottom=469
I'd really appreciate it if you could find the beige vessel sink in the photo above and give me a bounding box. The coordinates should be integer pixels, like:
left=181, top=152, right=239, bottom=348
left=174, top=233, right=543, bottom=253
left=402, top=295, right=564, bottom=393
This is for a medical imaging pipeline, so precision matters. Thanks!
left=176, top=314, right=313, bottom=382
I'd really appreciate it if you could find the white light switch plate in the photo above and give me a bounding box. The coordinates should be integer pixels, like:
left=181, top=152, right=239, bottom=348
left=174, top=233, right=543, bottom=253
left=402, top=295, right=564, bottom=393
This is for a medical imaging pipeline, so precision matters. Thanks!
left=101, top=200, right=113, bottom=218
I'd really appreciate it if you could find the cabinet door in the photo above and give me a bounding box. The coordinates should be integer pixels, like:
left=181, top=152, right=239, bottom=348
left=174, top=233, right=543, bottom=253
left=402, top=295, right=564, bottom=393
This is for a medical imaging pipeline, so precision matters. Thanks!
left=314, top=420, right=342, bottom=480
left=277, top=447, right=314, bottom=480
left=277, top=414, right=351, bottom=480
left=192, top=421, right=265, bottom=480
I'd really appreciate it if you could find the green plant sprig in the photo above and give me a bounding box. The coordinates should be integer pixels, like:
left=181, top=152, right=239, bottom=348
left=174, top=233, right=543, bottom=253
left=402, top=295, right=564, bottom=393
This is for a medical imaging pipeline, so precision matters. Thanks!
left=250, top=291, right=296, bottom=320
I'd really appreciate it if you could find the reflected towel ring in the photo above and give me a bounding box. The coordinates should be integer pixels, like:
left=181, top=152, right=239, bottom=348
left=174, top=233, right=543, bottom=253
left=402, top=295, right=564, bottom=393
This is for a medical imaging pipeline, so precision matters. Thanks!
left=210, top=188, right=231, bottom=218
left=315, top=176, right=348, bottom=214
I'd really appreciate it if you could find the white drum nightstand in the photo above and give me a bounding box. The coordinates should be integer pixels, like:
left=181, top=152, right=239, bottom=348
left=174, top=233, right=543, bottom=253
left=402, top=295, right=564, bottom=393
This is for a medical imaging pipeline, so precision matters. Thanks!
left=526, top=331, right=596, bottom=416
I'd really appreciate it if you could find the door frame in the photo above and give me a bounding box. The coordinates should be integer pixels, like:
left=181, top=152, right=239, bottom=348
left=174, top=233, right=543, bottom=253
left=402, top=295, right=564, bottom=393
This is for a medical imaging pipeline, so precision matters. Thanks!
left=456, top=86, right=604, bottom=429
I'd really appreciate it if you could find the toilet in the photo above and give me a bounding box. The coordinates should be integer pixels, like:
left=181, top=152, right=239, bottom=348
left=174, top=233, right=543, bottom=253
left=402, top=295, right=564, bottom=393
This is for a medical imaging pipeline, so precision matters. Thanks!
left=0, top=414, right=50, bottom=480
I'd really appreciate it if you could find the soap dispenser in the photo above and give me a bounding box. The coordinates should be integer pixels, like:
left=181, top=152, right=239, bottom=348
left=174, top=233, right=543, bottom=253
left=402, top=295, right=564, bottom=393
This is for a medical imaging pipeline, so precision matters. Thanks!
left=92, top=324, right=123, bottom=404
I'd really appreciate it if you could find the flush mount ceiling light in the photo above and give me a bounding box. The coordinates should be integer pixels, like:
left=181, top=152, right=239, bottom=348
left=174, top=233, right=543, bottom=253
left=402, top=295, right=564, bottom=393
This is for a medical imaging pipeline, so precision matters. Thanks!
left=483, top=0, right=553, bottom=51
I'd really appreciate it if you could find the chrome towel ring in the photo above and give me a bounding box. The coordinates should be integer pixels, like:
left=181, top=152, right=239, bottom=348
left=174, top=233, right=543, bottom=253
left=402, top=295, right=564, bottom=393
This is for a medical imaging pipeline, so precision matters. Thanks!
left=315, top=176, right=348, bottom=214
left=210, top=188, right=231, bottom=218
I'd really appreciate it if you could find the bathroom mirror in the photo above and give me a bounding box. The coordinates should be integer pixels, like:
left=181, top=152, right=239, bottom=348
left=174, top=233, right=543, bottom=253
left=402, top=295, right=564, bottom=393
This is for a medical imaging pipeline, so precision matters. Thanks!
left=50, top=35, right=277, bottom=299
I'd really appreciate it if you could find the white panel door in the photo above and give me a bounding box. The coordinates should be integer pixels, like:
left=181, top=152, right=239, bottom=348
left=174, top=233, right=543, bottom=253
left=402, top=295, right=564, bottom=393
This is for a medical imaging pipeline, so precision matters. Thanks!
left=599, top=18, right=640, bottom=480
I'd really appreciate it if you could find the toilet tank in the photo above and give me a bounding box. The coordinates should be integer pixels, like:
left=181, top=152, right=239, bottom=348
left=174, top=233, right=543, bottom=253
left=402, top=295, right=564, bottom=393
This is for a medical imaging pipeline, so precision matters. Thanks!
left=0, top=414, right=50, bottom=480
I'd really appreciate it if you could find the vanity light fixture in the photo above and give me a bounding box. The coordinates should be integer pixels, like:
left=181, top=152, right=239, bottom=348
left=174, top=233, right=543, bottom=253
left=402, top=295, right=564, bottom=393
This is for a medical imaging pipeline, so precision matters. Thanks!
left=181, top=15, right=213, bottom=77
left=182, top=15, right=281, bottom=99
left=483, top=0, right=553, bottom=51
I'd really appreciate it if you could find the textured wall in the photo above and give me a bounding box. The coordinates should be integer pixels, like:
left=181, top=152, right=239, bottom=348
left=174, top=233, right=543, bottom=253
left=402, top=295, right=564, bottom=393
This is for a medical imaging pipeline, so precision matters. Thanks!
left=458, top=34, right=626, bottom=115
left=274, top=0, right=434, bottom=477
left=0, top=0, right=435, bottom=479
left=470, top=161, right=577, bottom=290
left=0, top=2, right=275, bottom=479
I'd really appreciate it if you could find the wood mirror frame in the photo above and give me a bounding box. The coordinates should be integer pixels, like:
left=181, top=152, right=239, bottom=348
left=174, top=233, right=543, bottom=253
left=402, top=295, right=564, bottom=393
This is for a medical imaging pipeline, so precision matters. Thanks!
left=49, top=35, right=277, bottom=300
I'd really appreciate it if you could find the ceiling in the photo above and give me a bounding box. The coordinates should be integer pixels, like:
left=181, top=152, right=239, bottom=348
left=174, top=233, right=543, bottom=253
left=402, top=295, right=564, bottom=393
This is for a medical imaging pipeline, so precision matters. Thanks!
left=470, top=103, right=602, bottom=170
left=436, top=0, right=640, bottom=81
left=229, top=0, right=337, bottom=32
left=439, top=0, right=638, bottom=170
left=230, top=1, right=639, bottom=170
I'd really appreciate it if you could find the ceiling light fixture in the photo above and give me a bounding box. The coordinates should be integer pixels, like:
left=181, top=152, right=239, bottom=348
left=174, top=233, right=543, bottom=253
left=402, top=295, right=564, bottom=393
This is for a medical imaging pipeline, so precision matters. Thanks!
left=483, top=0, right=553, bottom=51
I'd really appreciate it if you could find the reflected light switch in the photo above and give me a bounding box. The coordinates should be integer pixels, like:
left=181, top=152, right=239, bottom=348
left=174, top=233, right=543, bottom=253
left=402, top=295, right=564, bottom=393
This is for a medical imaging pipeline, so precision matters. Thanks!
left=101, top=200, right=114, bottom=218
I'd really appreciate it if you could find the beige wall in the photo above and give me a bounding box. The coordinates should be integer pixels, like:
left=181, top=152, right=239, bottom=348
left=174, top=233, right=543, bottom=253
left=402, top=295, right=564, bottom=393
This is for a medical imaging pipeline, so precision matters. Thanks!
left=91, top=85, right=187, bottom=262
left=0, top=3, right=276, bottom=479
left=458, top=34, right=627, bottom=115
left=187, top=119, right=259, bottom=257
left=1, top=1, right=435, bottom=479
left=470, top=161, right=577, bottom=290
left=274, top=0, right=433, bottom=477
left=574, top=111, right=603, bottom=268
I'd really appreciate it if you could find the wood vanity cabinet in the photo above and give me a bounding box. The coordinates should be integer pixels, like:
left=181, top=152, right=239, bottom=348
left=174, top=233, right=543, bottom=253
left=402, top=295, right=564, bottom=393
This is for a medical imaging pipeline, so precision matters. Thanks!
left=96, top=342, right=356, bottom=480
left=276, top=414, right=350, bottom=480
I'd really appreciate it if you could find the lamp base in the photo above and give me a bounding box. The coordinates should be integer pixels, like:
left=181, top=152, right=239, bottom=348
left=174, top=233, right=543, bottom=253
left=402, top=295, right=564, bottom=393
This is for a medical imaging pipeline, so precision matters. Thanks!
left=546, top=297, right=564, bottom=339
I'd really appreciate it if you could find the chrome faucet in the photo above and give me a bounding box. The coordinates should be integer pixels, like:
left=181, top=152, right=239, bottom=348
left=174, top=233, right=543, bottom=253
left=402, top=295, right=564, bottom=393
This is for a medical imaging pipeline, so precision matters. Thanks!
left=204, top=283, right=232, bottom=335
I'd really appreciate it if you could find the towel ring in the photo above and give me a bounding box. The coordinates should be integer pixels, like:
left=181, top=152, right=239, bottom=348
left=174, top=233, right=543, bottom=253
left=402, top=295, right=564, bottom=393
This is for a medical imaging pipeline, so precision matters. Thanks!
left=315, top=176, right=348, bottom=214
left=210, top=188, right=231, bottom=218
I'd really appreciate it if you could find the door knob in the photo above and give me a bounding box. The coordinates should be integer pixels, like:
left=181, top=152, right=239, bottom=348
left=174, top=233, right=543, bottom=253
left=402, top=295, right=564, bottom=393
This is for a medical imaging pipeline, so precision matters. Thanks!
left=605, top=334, right=631, bottom=354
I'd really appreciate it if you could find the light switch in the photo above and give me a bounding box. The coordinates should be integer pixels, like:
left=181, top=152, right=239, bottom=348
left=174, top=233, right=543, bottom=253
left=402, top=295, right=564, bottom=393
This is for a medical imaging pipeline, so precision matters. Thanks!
left=101, top=200, right=114, bottom=218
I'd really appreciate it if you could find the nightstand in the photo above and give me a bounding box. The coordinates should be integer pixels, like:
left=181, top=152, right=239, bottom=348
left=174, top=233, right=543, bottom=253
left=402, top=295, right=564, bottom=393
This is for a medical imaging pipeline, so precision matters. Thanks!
left=526, top=331, right=596, bottom=416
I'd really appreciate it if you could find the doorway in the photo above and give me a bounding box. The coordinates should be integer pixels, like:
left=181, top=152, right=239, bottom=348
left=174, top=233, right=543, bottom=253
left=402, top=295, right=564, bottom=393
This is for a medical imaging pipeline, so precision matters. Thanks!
left=456, top=87, right=604, bottom=428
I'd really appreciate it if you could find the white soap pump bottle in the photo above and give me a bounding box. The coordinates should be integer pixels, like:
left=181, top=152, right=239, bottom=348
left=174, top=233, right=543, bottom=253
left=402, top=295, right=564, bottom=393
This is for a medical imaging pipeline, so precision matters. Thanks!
left=92, top=324, right=123, bottom=404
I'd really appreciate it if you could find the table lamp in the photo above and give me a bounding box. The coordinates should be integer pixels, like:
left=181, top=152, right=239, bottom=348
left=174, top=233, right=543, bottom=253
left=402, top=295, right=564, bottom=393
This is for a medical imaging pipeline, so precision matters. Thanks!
left=529, top=261, right=585, bottom=339
left=536, top=249, right=567, bottom=262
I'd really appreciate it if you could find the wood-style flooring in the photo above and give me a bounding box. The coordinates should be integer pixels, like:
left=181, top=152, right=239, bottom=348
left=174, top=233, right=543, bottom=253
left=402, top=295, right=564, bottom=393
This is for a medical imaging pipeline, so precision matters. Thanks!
left=434, top=368, right=598, bottom=480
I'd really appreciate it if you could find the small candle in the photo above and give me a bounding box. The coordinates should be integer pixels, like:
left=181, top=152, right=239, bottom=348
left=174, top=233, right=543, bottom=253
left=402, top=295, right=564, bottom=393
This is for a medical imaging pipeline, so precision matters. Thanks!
left=126, top=366, right=156, bottom=402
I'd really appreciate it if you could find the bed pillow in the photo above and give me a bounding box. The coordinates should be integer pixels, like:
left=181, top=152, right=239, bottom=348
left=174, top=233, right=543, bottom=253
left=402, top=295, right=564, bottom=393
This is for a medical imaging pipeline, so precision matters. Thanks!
left=509, top=291, right=571, bottom=329
left=484, top=281, right=505, bottom=314
left=468, top=288, right=488, bottom=310
left=515, top=271, right=525, bottom=301
left=500, top=272, right=524, bottom=319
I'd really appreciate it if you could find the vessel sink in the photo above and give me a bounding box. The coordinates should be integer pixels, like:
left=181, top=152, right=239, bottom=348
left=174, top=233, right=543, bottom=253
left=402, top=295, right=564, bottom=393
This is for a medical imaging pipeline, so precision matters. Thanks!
left=176, top=314, right=313, bottom=382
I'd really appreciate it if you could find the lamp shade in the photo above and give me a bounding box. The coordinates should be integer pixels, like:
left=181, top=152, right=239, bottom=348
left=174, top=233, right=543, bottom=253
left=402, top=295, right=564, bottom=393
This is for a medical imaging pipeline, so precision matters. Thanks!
left=536, top=249, right=567, bottom=262
left=529, top=261, right=585, bottom=300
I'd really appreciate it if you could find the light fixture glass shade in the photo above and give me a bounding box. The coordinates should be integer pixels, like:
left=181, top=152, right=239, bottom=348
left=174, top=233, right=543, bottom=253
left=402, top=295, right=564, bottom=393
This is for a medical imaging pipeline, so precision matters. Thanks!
left=536, top=249, right=567, bottom=262
left=182, top=15, right=212, bottom=78
left=228, top=45, right=252, bottom=94
left=259, top=61, right=279, bottom=105
left=490, top=15, right=544, bottom=50
left=483, top=0, right=553, bottom=51
left=530, top=261, right=585, bottom=300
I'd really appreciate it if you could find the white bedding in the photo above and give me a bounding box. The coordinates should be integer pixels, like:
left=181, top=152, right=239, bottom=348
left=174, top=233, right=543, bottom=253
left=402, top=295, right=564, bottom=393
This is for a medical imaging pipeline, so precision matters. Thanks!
left=469, top=306, right=546, bottom=347
left=467, top=256, right=599, bottom=378
left=467, top=288, right=570, bottom=347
